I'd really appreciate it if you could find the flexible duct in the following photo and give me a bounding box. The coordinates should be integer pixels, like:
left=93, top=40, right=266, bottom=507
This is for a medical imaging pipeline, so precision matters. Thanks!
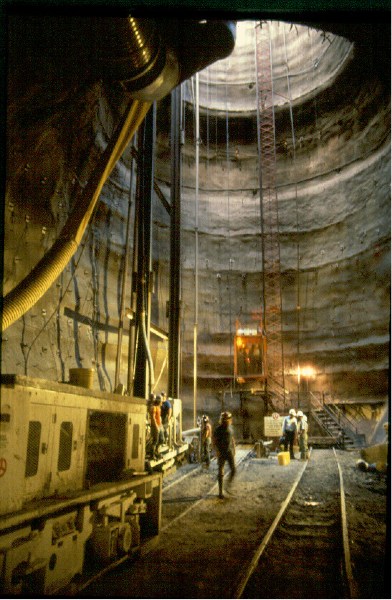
left=2, top=99, right=150, bottom=332
left=94, top=18, right=237, bottom=101
left=2, top=17, right=237, bottom=332
left=93, top=17, right=180, bottom=102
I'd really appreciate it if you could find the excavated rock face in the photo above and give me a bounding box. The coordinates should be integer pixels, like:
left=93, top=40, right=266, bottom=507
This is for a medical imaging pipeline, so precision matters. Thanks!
left=157, top=21, right=390, bottom=424
left=2, top=17, right=390, bottom=432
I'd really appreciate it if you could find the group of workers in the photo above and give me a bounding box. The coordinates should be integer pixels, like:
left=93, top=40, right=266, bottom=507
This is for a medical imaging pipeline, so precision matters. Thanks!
left=147, top=391, right=173, bottom=459
left=148, top=397, right=308, bottom=497
left=147, top=393, right=236, bottom=499
left=281, top=408, right=309, bottom=460
left=201, top=407, right=309, bottom=498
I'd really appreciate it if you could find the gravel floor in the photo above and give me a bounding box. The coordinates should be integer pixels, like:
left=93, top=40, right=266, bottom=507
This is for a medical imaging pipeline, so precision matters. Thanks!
left=80, top=447, right=389, bottom=599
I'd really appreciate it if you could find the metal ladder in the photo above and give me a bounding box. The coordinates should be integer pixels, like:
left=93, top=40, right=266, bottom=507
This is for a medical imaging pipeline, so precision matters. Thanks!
left=255, top=21, right=285, bottom=406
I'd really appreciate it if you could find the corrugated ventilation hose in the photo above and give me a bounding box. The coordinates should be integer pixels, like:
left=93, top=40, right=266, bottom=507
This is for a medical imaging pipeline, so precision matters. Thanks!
left=2, top=99, right=151, bottom=332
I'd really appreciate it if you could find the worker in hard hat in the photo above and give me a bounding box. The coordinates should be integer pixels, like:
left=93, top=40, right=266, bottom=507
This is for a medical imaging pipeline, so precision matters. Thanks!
left=282, top=408, right=297, bottom=459
left=151, top=394, right=165, bottom=459
left=296, top=410, right=309, bottom=460
left=200, top=414, right=212, bottom=467
left=160, top=392, right=173, bottom=446
left=213, top=411, right=236, bottom=499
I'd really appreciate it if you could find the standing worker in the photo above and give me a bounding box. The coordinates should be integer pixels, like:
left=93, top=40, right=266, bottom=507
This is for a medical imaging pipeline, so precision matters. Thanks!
left=213, top=411, right=236, bottom=499
left=296, top=410, right=309, bottom=460
left=160, top=392, right=173, bottom=446
left=146, top=393, right=156, bottom=459
left=282, top=408, right=298, bottom=459
left=152, top=394, right=165, bottom=459
left=201, top=414, right=212, bottom=467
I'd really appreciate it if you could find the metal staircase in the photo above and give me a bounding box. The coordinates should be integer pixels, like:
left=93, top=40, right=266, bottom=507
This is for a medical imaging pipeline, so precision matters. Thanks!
left=310, top=394, right=366, bottom=449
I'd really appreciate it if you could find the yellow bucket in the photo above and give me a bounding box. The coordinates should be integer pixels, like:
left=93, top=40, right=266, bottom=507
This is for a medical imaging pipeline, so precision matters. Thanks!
left=69, top=368, right=94, bottom=389
left=278, top=451, right=290, bottom=466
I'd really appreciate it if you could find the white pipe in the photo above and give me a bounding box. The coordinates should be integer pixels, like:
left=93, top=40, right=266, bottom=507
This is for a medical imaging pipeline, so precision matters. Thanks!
left=182, top=427, right=201, bottom=437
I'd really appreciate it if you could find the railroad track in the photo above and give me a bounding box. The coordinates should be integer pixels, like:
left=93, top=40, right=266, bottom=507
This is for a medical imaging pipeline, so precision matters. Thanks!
left=78, top=448, right=359, bottom=599
left=161, top=444, right=253, bottom=532
left=234, top=448, right=358, bottom=599
left=74, top=446, right=251, bottom=597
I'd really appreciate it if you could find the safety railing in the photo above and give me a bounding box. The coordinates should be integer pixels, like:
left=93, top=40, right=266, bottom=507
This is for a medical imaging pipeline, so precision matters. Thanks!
left=324, top=403, right=359, bottom=436
left=309, top=391, right=359, bottom=439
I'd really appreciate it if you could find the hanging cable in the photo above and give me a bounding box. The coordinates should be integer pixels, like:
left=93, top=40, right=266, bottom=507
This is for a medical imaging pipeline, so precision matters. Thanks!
left=24, top=220, right=90, bottom=373
left=206, top=67, right=210, bottom=177
left=255, top=20, right=286, bottom=405
left=224, top=60, right=234, bottom=395
left=283, top=25, right=301, bottom=404
left=193, top=72, right=200, bottom=428
left=254, top=23, right=266, bottom=332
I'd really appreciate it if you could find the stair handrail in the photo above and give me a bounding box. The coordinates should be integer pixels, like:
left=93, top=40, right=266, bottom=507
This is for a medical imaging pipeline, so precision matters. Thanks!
left=309, top=391, right=328, bottom=412
left=319, top=391, right=359, bottom=436
left=309, top=391, right=358, bottom=437
left=267, top=375, right=286, bottom=394
left=307, top=392, right=335, bottom=435
left=311, top=412, right=339, bottom=438
left=324, top=403, right=359, bottom=436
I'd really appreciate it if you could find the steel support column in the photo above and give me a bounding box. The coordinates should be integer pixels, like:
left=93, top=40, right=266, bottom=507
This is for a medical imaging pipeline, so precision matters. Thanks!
left=168, top=85, right=182, bottom=400
left=133, top=104, right=156, bottom=399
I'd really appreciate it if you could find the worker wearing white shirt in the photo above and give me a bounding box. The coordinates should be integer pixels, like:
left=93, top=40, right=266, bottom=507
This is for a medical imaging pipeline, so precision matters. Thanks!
left=282, top=408, right=297, bottom=459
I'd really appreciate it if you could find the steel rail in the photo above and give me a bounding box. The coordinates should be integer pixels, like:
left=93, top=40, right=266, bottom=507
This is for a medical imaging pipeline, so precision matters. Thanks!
left=233, top=457, right=308, bottom=598
left=63, top=456, right=213, bottom=595
left=64, top=450, right=248, bottom=595
left=162, top=443, right=249, bottom=491
left=162, top=463, right=202, bottom=491
left=334, top=447, right=359, bottom=599
left=233, top=448, right=357, bottom=599
left=64, top=450, right=233, bottom=595
left=161, top=446, right=252, bottom=533
left=66, top=446, right=266, bottom=597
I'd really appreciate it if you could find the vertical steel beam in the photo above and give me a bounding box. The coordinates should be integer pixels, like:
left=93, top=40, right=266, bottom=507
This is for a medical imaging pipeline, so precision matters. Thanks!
left=115, top=141, right=136, bottom=391
left=168, top=85, right=182, bottom=400
left=133, top=104, right=156, bottom=399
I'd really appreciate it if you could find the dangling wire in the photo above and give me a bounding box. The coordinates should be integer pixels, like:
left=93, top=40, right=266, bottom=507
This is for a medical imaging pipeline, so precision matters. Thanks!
left=283, top=24, right=301, bottom=403
left=252, top=22, right=264, bottom=313
left=206, top=66, right=210, bottom=177
left=193, top=72, right=200, bottom=427
left=225, top=60, right=234, bottom=394
left=24, top=225, right=89, bottom=375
